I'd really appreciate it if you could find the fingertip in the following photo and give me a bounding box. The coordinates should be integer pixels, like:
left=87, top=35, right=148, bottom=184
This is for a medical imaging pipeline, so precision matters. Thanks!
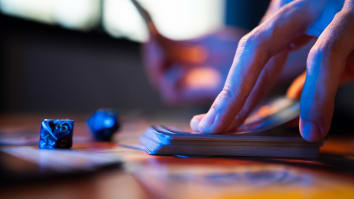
left=190, top=114, right=204, bottom=132
left=198, top=112, right=216, bottom=133
left=299, top=119, right=325, bottom=142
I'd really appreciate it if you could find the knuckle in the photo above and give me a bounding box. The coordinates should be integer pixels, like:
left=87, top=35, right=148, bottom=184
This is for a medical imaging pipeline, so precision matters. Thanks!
left=219, top=88, right=234, bottom=100
left=307, top=46, right=325, bottom=72
left=238, top=33, right=270, bottom=60
left=238, top=35, right=250, bottom=49
left=239, top=33, right=265, bottom=51
left=342, top=0, right=354, bottom=15
left=211, top=88, right=234, bottom=109
left=308, top=46, right=324, bottom=62
left=340, top=8, right=354, bottom=18
left=308, top=39, right=345, bottom=71
left=308, top=43, right=331, bottom=63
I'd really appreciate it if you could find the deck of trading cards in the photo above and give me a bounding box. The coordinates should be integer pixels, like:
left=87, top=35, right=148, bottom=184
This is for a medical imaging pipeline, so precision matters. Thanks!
left=140, top=97, right=323, bottom=159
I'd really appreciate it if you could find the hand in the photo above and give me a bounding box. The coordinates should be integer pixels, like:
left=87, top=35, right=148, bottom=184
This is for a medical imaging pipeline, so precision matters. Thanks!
left=190, top=0, right=354, bottom=142
left=142, top=27, right=247, bottom=105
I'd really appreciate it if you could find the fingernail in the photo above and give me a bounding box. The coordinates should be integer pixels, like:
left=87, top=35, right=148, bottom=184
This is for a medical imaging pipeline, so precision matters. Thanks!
left=300, top=120, right=323, bottom=142
left=198, top=112, right=216, bottom=133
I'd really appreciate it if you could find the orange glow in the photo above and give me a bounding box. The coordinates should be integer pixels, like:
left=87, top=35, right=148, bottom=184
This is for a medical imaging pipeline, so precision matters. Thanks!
left=183, top=67, right=221, bottom=90
left=178, top=46, right=208, bottom=65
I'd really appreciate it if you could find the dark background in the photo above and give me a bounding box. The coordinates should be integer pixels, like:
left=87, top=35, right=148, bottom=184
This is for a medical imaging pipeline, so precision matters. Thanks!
left=0, top=13, right=166, bottom=114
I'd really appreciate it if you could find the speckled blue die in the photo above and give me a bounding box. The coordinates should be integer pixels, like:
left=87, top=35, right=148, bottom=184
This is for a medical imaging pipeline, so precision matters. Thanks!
left=39, top=119, right=74, bottom=149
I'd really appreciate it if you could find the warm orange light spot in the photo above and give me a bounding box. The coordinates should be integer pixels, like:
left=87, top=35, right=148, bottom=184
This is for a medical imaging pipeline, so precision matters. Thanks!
left=286, top=72, right=306, bottom=100
left=174, top=46, right=208, bottom=65
left=183, top=67, right=221, bottom=90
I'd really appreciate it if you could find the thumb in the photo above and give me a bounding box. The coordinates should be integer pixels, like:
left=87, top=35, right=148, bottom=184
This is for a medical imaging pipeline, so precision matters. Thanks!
left=287, top=60, right=354, bottom=100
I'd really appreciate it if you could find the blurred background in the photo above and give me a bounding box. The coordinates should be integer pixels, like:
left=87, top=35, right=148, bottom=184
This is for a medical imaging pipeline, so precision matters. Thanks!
left=0, top=0, right=268, bottom=115
left=1, top=0, right=354, bottom=134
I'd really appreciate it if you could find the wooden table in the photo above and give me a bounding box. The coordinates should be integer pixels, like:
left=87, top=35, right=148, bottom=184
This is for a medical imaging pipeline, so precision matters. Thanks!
left=1, top=114, right=353, bottom=199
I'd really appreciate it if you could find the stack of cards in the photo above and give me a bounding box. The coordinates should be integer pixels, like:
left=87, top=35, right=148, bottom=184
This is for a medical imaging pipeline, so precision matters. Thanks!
left=140, top=97, right=323, bottom=159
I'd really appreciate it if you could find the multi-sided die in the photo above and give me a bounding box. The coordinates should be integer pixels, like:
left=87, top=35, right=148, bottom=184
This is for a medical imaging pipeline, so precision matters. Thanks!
left=87, top=109, right=120, bottom=141
left=39, top=119, right=74, bottom=149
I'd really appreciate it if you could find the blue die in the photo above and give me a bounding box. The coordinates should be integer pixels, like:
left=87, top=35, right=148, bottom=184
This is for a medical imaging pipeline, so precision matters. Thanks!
left=39, top=119, right=74, bottom=149
left=87, top=109, right=120, bottom=141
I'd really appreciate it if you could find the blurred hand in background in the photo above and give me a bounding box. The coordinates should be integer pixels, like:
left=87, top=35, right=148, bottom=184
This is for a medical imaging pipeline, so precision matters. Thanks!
left=142, top=27, right=247, bottom=105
